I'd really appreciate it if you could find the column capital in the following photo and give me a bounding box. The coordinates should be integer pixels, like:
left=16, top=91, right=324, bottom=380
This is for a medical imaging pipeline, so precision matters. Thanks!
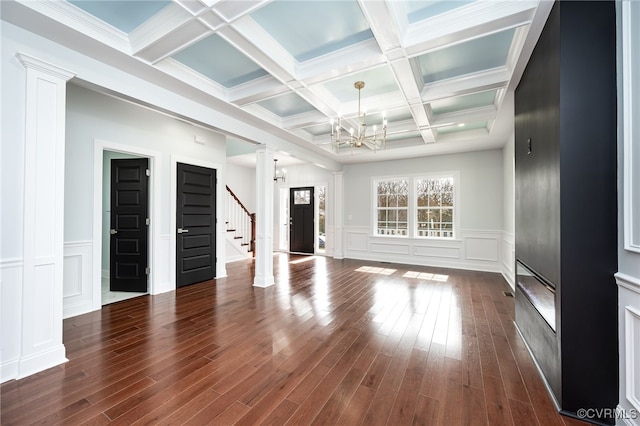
left=17, top=52, right=75, bottom=81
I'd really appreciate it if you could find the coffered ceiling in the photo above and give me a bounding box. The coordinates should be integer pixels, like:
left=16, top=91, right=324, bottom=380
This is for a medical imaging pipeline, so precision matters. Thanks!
left=2, top=0, right=553, bottom=164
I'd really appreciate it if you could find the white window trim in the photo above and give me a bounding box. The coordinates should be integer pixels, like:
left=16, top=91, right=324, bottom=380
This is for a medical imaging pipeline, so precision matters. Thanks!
left=413, top=172, right=460, bottom=240
left=371, top=172, right=460, bottom=239
left=372, top=176, right=410, bottom=238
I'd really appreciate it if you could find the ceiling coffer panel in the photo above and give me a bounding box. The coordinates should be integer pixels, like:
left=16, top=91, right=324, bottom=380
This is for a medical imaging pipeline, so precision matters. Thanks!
left=172, top=34, right=269, bottom=88
left=41, top=0, right=552, bottom=162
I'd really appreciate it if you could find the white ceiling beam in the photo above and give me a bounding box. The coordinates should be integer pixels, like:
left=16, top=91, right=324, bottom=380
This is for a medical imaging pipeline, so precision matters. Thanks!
left=154, top=57, right=230, bottom=101
left=129, top=3, right=197, bottom=62
left=295, top=39, right=386, bottom=84
left=403, top=1, right=537, bottom=56
left=421, top=68, right=510, bottom=102
left=227, top=76, right=290, bottom=106
left=357, top=0, right=403, bottom=52
left=13, top=0, right=130, bottom=53
left=429, top=105, right=497, bottom=127
left=220, top=16, right=296, bottom=83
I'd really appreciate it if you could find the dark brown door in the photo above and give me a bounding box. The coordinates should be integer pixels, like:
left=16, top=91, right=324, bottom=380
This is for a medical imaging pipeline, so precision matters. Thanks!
left=176, top=163, right=216, bottom=288
left=290, top=187, right=314, bottom=254
left=110, top=158, right=149, bottom=292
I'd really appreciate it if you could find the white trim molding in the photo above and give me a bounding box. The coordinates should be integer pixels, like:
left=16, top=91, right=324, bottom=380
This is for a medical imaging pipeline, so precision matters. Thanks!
left=501, top=231, right=515, bottom=289
left=345, top=226, right=505, bottom=275
left=617, top=272, right=640, bottom=295
left=93, top=139, right=163, bottom=311
left=622, top=0, right=640, bottom=253
left=16, top=52, right=74, bottom=380
left=625, top=305, right=640, bottom=414
left=63, top=241, right=93, bottom=319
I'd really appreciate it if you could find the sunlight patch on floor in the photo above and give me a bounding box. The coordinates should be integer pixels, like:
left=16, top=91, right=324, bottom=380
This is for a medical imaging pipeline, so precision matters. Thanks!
left=355, top=266, right=397, bottom=275
left=403, top=271, right=449, bottom=282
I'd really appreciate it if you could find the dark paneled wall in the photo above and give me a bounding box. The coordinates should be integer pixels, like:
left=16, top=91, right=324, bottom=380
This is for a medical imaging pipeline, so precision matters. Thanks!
left=515, top=2, right=618, bottom=424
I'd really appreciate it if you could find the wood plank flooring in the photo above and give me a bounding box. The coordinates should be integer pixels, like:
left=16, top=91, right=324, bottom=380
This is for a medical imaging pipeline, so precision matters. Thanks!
left=1, top=254, right=588, bottom=425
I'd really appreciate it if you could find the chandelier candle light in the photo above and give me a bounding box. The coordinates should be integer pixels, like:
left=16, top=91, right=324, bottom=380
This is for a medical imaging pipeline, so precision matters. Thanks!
left=330, top=81, right=388, bottom=153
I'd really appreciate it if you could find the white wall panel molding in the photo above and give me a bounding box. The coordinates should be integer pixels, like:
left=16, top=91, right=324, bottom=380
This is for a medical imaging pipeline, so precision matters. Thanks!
left=17, top=52, right=74, bottom=379
left=0, top=258, right=24, bottom=269
left=370, top=242, right=410, bottom=256
left=63, top=241, right=93, bottom=319
left=464, top=236, right=499, bottom=262
left=343, top=227, right=504, bottom=274
left=622, top=0, right=640, bottom=253
left=625, top=305, right=640, bottom=414
left=501, top=232, right=515, bottom=289
left=413, top=244, right=460, bottom=259
left=1, top=261, right=23, bottom=382
left=618, top=273, right=640, bottom=295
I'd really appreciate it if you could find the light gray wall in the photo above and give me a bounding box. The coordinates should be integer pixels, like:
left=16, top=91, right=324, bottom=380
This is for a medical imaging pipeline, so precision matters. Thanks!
left=340, top=149, right=505, bottom=272
left=343, top=149, right=504, bottom=231
left=64, top=83, right=227, bottom=310
left=65, top=83, right=227, bottom=241
left=226, top=162, right=256, bottom=213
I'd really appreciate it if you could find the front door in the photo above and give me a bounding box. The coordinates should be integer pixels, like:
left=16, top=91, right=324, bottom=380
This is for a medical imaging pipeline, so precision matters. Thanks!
left=290, top=187, right=314, bottom=254
left=176, top=163, right=216, bottom=288
left=110, top=158, right=149, bottom=292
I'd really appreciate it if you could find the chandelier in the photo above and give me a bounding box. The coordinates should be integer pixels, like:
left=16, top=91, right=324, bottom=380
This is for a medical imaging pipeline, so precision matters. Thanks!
left=273, top=159, right=286, bottom=183
left=330, top=81, right=388, bottom=153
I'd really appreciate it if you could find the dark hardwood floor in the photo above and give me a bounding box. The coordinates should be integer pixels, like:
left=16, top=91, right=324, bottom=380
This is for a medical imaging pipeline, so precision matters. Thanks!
left=1, top=254, right=588, bottom=425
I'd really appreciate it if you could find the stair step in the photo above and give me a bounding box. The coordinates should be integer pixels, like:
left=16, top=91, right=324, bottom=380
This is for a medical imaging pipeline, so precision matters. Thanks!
left=234, top=236, right=242, bottom=240
left=227, top=229, right=236, bottom=232
left=241, top=243, right=249, bottom=246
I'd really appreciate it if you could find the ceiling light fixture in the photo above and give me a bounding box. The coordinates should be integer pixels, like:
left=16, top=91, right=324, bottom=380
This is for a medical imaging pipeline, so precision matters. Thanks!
left=330, top=81, right=387, bottom=153
left=273, top=159, right=286, bottom=183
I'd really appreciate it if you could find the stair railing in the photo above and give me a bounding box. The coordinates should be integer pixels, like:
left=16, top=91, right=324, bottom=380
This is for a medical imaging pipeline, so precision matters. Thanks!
left=225, top=186, right=255, bottom=256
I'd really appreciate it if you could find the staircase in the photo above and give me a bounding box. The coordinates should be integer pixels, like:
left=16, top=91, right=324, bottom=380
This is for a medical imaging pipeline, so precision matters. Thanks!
left=225, top=186, right=255, bottom=262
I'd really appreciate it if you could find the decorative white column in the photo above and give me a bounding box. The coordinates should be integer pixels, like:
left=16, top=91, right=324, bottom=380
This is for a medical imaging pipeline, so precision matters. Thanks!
left=17, top=53, right=74, bottom=378
left=253, top=146, right=275, bottom=287
left=333, top=171, right=344, bottom=259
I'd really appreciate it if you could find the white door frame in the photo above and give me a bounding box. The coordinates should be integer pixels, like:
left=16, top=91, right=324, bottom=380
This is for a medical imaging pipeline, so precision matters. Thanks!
left=92, top=139, right=161, bottom=310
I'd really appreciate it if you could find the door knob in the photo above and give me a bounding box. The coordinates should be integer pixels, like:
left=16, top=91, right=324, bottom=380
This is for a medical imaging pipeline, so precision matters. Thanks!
left=177, top=228, right=189, bottom=234
left=110, top=229, right=118, bottom=235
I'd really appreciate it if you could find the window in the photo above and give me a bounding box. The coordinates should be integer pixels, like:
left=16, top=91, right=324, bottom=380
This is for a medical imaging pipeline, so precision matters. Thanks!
left=375, top=179, right=408, bottom=236
left=416, top=176, right=454, bottom=238
left=372, top=173, right=457, bottom=239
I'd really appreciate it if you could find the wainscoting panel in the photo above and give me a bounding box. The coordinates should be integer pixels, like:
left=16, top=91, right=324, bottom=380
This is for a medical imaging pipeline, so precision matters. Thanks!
left=344, top=227, right=504, bottom=273
left=465, top=237, right=498, bottom=262
left=1, top=259, right=23, bottom=382
left=370, top=242, right=410, bottom=255
left=63, top=241, right=93, bottom=319
left=618, top=272, right=640, bottom=425
left=413, top=245, right=460, bottom=259
left=346, top=229, right=368, bottom=252
left=502, top=232, right=515, bottom=289
left=625, top=305, right=640, bottom=413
